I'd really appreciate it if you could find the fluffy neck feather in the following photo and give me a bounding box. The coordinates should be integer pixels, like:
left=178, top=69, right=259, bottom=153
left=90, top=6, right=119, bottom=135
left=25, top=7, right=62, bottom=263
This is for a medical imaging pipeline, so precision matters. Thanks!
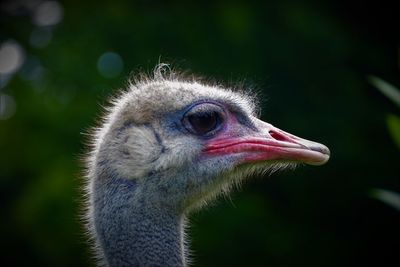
left=91, top=172, right=187, bottom=267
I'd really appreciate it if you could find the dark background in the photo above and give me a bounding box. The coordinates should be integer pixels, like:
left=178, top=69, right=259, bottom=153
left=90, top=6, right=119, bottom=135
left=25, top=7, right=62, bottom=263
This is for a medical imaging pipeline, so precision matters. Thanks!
left=1, top=0, right=399, bottom=266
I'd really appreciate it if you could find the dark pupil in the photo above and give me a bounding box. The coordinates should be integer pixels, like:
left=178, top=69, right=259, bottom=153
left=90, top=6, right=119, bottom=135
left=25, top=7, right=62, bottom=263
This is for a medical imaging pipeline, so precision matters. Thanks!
left=188, top=111, right=218, bottom=135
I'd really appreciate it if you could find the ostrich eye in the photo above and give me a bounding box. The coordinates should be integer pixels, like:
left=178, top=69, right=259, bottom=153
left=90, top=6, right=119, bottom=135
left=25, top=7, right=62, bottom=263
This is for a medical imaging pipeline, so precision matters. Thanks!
left=188, top=111, right=218, bottom=135
left=183, top=103, right=225, bottom=136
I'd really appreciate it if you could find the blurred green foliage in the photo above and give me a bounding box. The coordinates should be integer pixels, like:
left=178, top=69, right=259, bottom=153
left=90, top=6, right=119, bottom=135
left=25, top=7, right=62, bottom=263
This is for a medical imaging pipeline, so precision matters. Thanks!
left=386, top=114, right=400, bottom=149
left=368, top=75, right=400, bottom=212
left=368, top=76, right=400, bottom=149
left=1, top=1, right=399, bottom=266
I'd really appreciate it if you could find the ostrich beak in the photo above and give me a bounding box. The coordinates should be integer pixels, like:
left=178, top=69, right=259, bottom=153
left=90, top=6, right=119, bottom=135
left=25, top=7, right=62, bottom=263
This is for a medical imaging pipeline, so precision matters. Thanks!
left=204, top=118, right=330, bottom=166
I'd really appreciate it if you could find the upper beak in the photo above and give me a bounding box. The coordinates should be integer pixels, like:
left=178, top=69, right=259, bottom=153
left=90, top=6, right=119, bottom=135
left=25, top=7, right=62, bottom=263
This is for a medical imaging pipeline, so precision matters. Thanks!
left=204, top=118, right=330, bottom=166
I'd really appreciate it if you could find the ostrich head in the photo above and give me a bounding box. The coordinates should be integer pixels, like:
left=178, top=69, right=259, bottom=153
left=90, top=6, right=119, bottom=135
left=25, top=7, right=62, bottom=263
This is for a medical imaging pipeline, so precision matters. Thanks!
left=84, top=66, right=330, bottom=267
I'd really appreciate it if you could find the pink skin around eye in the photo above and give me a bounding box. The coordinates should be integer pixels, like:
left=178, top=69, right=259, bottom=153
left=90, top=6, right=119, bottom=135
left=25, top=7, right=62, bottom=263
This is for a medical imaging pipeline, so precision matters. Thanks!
left=203, top=116, right=330, bottom=166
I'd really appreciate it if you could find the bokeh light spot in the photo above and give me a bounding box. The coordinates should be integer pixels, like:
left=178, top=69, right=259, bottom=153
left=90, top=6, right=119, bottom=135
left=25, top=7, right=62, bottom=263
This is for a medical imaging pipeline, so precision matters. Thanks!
left=97, top=52, right=124, bottom=78
left=30, top=27, right=53, bottom=48
left=19, top=56, right=48, bottom=92
left=0, top=40, right=25, bottom=75
left=0, top=93, right=17, bottom=120
left=33, top=1, right=64, bottom=26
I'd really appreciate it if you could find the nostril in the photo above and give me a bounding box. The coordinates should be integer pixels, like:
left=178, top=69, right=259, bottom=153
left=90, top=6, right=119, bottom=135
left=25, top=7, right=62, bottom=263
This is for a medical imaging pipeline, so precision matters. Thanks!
left=269, top=130, right=290, bottom=142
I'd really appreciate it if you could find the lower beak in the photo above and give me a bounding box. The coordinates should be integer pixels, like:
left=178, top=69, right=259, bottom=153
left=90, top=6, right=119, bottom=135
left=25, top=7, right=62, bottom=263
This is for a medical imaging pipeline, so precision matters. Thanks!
left=204, top=118, right=330, bottom=166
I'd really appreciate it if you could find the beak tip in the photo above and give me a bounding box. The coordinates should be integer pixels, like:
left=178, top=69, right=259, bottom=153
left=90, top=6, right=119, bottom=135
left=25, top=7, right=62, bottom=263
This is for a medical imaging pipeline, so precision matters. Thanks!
left=307, top=144, right=330, bottom=166
left=311, top=144, right=330, bottom=156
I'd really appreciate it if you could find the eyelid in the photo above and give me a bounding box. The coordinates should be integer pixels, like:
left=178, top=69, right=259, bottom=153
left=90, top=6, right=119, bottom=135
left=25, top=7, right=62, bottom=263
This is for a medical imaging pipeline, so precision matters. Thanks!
left=184, top=102, right=225, bottom=116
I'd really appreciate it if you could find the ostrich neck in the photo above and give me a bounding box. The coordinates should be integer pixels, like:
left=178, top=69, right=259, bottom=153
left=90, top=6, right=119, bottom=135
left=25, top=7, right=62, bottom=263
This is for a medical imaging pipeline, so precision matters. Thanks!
left=92, top=174, right=187, bottom=267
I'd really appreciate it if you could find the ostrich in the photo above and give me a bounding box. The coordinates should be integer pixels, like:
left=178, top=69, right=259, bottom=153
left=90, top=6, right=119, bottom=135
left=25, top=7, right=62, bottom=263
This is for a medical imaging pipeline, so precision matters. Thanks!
left=84, top=66, right=330, bottom=267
